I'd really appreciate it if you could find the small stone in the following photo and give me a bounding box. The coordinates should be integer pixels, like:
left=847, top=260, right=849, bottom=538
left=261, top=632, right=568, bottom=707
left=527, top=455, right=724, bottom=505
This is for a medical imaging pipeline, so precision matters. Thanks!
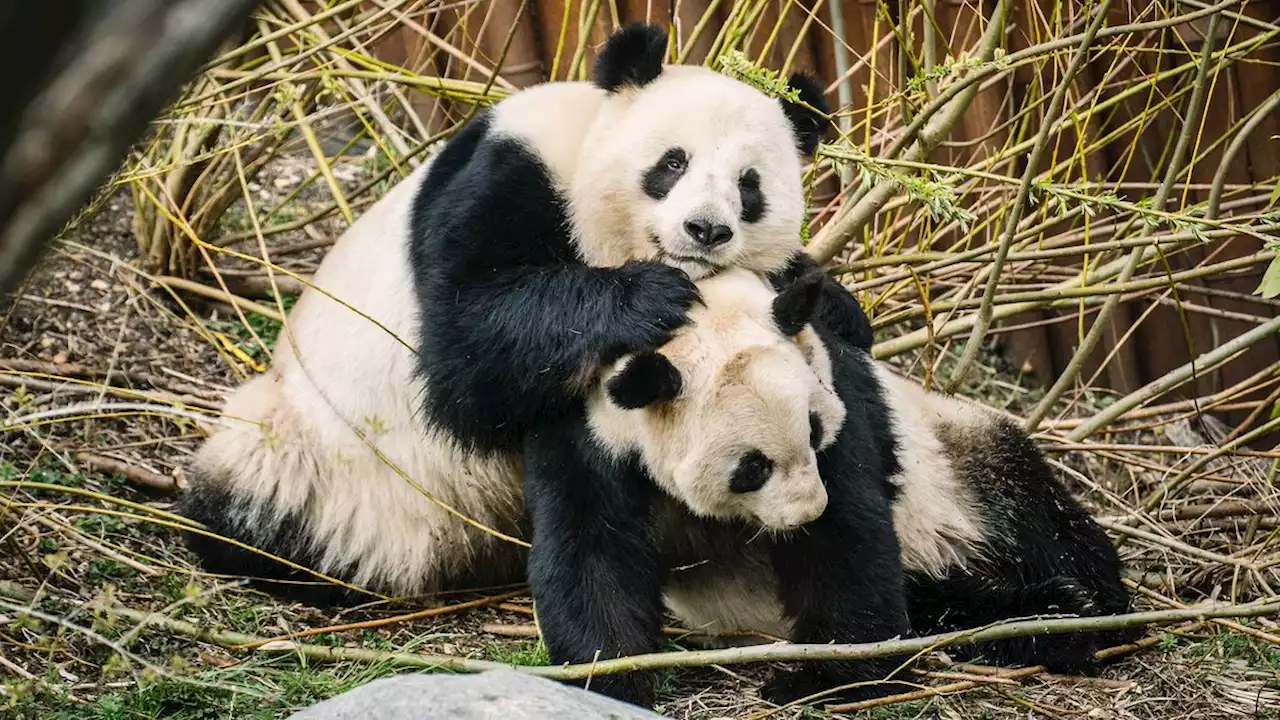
left=65, top=282, right=81, bottom=293
left=91, top=279, right=109, bottom=291
left=68, top=271, right=84, bottom=281
left=39, top=337, right=55, bottom=349
left=52, top=353, right=67, bottom=364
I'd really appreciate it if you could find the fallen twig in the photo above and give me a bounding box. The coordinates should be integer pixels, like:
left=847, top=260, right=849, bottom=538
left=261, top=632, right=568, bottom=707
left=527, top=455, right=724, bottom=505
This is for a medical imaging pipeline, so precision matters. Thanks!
left=0, top=358, right=224, bottom=401
left=237, top=590, right=526, bottom=648
left=152, top=275, right=284, bottom=322
left=95, top=597, right=1280, bottom=680
left=75, top=451, right=180, bottom=492
left=0, top=372, right=221, bottom=411
left=823, top=623, right=1186, bottom=714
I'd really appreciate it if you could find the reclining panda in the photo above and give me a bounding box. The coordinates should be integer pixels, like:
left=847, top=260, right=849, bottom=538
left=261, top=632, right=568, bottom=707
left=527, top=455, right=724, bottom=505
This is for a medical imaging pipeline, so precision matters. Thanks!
left=527, top=266, right=1136, bottom=707
left=178, top=24, right=873, bottom=604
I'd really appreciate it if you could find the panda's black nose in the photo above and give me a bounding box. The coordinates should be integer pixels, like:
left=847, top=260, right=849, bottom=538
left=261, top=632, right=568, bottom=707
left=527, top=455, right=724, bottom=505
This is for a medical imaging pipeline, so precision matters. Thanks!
left=684, top=219, right=734, bottom=248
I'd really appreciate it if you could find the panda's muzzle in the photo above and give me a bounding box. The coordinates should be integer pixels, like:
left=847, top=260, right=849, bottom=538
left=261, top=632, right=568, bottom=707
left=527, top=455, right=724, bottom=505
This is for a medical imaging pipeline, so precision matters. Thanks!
left=684, top=218, right=734, bottom=248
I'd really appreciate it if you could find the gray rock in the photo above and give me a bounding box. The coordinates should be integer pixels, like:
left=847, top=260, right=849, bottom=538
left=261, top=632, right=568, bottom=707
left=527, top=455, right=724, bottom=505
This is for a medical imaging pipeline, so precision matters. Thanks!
left=287, top=670, right=665, bottom=719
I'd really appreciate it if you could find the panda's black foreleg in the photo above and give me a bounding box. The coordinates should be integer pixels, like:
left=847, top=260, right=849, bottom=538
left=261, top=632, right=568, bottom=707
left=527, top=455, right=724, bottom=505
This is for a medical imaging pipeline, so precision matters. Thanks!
left=418, top=260, right=701, bottom=452
left=762, top=495, right=913, bottom=706
left=523, top=418, right=664, bottom=708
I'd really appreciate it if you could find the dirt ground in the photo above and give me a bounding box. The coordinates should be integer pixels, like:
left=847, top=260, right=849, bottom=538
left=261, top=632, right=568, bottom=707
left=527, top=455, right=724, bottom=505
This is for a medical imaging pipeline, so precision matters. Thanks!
left=2, top=152, right=1278, bottom=720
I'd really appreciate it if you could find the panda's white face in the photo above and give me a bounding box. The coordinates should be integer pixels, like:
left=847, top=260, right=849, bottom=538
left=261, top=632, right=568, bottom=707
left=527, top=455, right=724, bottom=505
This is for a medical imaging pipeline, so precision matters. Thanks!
left=588, top=270, right=845, bottom=531
left=570, top=67, right=809, bottom=280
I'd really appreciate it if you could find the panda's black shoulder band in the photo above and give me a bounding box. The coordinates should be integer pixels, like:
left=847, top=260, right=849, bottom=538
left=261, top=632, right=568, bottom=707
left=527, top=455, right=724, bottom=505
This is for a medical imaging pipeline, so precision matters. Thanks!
left=593, top=24, right=668, bottom=92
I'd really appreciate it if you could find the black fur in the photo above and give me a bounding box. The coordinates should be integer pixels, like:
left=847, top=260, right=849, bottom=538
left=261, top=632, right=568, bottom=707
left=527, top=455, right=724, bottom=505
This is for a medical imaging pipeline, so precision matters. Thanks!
left=780, top=72, right=832, bottom=157
left=592, top=24, right=668, bottom=93
left=767, top=251, right=874, bottom=351
left=771, top=269, right=823, bottom=336
left=903, top=418, right=1139, bottom=671
left=642, top=148, right=687, bottom=200
left=759, top=323, right=912, bottom=705
left=728, top=450, right=773, bottom=494
left=524, top=420, right=664, bottom=706
left=409, top=114, right=701, bottom=453
left=606, top=351, right=683, bottom=409
left=521, top=291, right=911, bottom=709
left=739, top=169, right=767, bottom=223
left=177, top=477, right=367, bottom=608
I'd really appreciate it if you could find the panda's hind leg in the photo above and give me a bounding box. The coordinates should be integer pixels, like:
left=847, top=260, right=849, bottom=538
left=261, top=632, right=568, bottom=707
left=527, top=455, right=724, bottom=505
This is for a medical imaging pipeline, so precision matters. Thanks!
left=761, top=487, right=914, bottom=705
left=178, top=470, right=369, bottom=608
left=906, top=572, right=1116, bottom=673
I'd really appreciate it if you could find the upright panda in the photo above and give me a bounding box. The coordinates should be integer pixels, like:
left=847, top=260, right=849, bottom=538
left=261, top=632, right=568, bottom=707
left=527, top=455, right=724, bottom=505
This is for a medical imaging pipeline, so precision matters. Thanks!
left=538, top=267, right=1135, bottom=707
left=178, top=24, right=872, bottom=604
left=524, top=268, right=911, bottom=706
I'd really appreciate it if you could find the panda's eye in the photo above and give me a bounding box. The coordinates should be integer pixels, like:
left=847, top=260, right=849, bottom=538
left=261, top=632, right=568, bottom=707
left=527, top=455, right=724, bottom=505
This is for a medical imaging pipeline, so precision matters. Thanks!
left=729, top=450, right=774, bottom=494
left=644, top=149, right=689, bottom=201
left=738, top=169, right=760, bottom=189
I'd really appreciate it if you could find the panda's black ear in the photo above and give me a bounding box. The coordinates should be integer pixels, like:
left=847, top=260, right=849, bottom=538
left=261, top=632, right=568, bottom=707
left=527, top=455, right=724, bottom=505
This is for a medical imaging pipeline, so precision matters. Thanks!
left=772, top=270, right=824, bottom=336
left=606, top=351, right=682, bottom=409
left=780, top=72, right=831, bottom=157
left=593, top=24, right=668, bottom=92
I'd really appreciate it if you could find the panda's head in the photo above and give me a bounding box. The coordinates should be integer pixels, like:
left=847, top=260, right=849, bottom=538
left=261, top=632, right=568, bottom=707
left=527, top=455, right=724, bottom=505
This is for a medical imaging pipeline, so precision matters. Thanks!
left=588, top=268, right=845, bottom=531
left=570, top=24, right=832, bottom=280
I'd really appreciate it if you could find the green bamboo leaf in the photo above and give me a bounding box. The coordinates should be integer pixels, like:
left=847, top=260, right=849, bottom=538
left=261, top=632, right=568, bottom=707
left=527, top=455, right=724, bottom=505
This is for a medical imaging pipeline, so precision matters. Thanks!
left=1256, top=256, right=1280, bottom=299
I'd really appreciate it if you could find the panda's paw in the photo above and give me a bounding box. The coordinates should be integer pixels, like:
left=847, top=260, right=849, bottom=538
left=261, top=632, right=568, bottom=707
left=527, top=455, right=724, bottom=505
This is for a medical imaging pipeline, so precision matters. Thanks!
left=613, top=261, right=701, bottom=349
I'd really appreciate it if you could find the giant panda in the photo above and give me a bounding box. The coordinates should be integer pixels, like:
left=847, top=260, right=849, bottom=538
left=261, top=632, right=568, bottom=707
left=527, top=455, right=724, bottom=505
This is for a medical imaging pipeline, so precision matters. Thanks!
left=535, top=266, right=1136, bottom=707
left=524, top=267, right=911, bottom=707
left=178, top=23, right=873, bottom=605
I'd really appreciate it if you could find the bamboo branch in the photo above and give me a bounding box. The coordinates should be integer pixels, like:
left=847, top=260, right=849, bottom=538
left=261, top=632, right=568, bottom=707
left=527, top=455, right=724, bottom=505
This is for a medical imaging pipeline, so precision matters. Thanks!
left=92, top=596, right=1280, bottom=680
left=1066, top=314, right=1280, bottom=441
left=947, top=0, right=1114, bottom=391
left=805, top=0, right=1009, bottom=263
left=1023, top=8, right=1225, bottom=430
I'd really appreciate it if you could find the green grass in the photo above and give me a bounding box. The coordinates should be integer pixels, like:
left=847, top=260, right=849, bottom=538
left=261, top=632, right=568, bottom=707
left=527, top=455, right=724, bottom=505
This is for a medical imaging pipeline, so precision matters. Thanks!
left=4, top=661, right=417, bottom=720
left=211, top=292, right=298, bottom=362
left=483, top=638, right=548, bottom=667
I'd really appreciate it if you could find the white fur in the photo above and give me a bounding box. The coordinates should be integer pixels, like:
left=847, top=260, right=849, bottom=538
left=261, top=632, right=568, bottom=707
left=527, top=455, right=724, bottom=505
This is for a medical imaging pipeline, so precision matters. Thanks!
left=659, top=514, right=794, bottom=643
left=867, top=363, right=989, bottom=578
left=588, top=268, right=844, bottom=531
left=490, top=81, right=605, bottom=184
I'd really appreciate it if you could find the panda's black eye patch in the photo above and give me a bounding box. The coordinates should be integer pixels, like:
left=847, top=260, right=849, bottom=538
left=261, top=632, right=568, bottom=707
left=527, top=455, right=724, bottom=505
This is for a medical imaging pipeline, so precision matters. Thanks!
left=643, top=148, right=688, bottom=200
left=809, top=412, right=823, bottom=450
left=739, top=169, right=767, bottom=223
left=730, top=450, right=773, bottom=494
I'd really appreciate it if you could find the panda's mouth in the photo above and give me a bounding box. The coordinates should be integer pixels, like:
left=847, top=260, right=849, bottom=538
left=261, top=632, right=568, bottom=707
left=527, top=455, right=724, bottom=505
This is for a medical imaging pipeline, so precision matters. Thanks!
left=655, top=245, right=720, bottom=274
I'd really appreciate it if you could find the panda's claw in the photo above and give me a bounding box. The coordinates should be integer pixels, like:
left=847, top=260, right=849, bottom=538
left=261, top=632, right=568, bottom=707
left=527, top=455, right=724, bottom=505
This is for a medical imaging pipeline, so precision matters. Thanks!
left=611, top=260, right=701, bottom=351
